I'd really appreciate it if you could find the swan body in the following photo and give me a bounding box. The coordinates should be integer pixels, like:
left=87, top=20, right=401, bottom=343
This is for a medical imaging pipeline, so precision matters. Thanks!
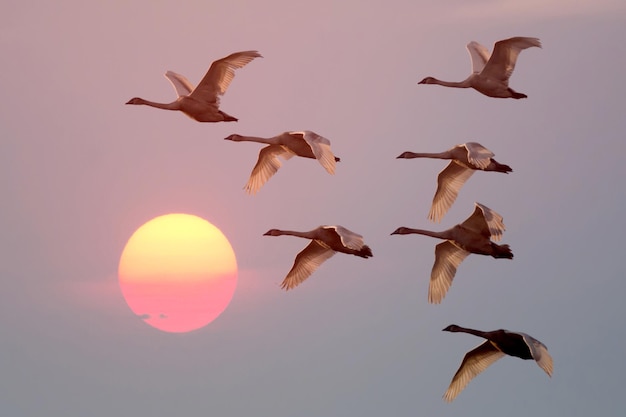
left=391, top=202, right=512, bottom=303
left=397, top=142, right=512, bottom=222
left=263, top=225, right=372, bottom=290
left=225, top=131, right=340, bottom=194
left=126, top=50, right=262, bottom=122
left=418, top=37, right=541, bottom=99
left=442, top=324, right=553, bottom=402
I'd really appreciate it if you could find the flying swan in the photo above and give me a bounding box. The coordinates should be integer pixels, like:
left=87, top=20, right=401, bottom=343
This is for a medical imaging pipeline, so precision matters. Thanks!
left=225, top=131, right=340, bottom=194
left=418, top=37, right=541, bottom=99
left=126, top=50, right=262, bottom=122
left=397, top=142, right=512, bottom=222
left=442, top=324, right=553, bottom=402
left=391, top=202, right=513, bottom=303
left=263, top=225, right=373, bottom=290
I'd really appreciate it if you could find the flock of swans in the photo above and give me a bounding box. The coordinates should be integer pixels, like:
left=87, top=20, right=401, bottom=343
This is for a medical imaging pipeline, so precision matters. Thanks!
left=126, top=37, right=552, bottom=402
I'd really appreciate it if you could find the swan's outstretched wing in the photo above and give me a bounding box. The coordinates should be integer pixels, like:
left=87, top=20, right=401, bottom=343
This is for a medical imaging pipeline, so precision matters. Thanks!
left=280, top=240, right=336, bottom=290
left=429, top=241, right=470, bottom=304
left=476, top=202, right=506, bottom=241
left=429, top=162, right=475, bottom=223
left=516, top=332, right=554, bottom=377
left=292, top=131, right=337, bottom=175
left=466, top=41, right=491, bottom=74
left=244, top=145, right=294, bottom=195
left=480, top=37, right=541, bottom=84
left=164, top=71, right=195, bottom=97
left=443, top=341, right=506, bottom=402
left=463, top=142, right=494, bottom=170
left=190, top=50, right=262, bottom=103
left=461, top=202, right=506, bottom=242
left=329, top=225, right=365, bottom=250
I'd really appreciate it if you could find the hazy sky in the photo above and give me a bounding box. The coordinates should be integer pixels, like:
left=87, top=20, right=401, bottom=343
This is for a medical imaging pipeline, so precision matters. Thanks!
left=2, top=1, right=626, bottom=416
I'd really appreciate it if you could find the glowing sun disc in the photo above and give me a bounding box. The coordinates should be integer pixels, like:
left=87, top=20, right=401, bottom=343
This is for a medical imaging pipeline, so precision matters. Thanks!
left=118, top=213, right=237, bottom=333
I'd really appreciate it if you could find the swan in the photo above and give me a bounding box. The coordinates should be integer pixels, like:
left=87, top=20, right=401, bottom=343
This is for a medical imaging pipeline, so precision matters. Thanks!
left=225, top=131, right=340, bottom=194
left=390, top=202, right=512, bottom=303
left=126, top=50, right=262, bottom=122
left=442, top=324, right=553, bottom=402
left=263, top=225, right=373, bottom=290
left=418, top=37, right=541, bottom=99
left=397, top=142, right=512, bottom=222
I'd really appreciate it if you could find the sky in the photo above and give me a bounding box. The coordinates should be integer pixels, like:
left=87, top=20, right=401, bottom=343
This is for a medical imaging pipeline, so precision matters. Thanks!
left=2, top=1, right=626, bottom=416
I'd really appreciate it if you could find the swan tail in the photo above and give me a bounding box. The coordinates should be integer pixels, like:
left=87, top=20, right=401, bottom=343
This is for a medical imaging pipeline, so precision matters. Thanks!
left=490, top=159, right=513, bottom=173
left=508, top=88, right=527, bottom=99
left=356, top=245, right=373, bottom=258
left=219, top=111, right=238, bottom=122
left=492, top=243, right=513, bottom=259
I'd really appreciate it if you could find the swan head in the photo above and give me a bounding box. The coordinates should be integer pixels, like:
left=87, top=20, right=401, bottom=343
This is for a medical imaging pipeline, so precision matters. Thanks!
left=125, top=97, right=144, bottom=105
left=396, top=152, right=413, bottom=159
left=418, top=77, right=437, bottom=85
left=224, top=134, right=243, bottom=141
left=442, top=324, right=462, bottom=333
left=390, top=227, right=413, bottom=235
left=263, top=229, right=282, bottom=236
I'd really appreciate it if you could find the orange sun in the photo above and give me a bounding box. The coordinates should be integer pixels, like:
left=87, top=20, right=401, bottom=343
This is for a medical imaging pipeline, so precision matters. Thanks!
left=118, top=213, right=237, bottom=333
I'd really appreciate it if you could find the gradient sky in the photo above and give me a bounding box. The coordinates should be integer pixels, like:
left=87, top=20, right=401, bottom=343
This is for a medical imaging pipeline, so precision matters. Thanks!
left=2, top=1, right=626, bottom=416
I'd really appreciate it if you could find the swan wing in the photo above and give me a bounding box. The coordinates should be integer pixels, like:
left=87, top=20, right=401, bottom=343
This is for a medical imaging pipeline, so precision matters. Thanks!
left=480, top=37, right=541, bottom=84
left=476, top=202, right=506, bottom=241
left=244, top=145, right=295, bottom=195
left=460, top=203, right=506, bottom=242
left=292, top=131, right=337, bottom=175
left=463, top=142, right=494, bottom=169
left=190, top=50, right=262, bottom=103
left=466, top=41, right=491, bottom=74
left=428, top=161, right=474, bottom=223
left=328, top=225, right=365, bottom=250
left=164, top=71, right=195, bottom=97
left=280, top=240, right=336, bottom=290
left=516, top=332, right=554, bottom=377
left=428, top=162, right=475, bottom=223
left=429, top=241, right=470, bottom=304
left=443, top=341, right=506, bottom=402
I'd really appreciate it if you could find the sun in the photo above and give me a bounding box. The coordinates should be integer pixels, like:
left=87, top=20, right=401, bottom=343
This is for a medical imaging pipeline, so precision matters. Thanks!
left=118, top=213, right=237, bottom=333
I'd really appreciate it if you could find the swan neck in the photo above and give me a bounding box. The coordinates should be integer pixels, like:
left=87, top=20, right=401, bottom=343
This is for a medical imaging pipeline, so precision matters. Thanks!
left=404, top=228, right=448, bottom=239
left=431, top=78, right=472, bottom=88
left=233, top=135, right=275, bottom=144
left=274, top=230, right=315, bottom=239
left=135, top=98, right=179, bottom=110
left=402, top=152, right=449, bottom=159
left=452, top=326, right=487, bottom=338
